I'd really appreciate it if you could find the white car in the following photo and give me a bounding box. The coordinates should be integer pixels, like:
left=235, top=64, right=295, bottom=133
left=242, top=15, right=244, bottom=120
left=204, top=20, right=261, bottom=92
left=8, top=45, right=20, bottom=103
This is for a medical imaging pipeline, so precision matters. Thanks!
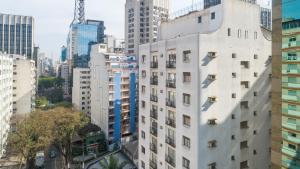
left=35, top=151, right=45, bottom=168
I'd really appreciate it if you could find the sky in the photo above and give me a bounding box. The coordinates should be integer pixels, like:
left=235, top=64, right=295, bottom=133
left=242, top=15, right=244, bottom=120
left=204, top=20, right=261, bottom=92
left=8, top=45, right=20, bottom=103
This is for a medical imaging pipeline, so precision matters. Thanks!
left=0, top=0, right=192, bottom=60
left=0, top=0, right=271, bottom=60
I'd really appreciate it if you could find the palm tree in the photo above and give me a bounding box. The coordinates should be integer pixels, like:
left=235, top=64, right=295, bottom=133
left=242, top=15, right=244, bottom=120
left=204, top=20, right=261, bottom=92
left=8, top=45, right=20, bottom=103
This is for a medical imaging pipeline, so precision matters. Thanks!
left=99, top=155, right=128, bottom=169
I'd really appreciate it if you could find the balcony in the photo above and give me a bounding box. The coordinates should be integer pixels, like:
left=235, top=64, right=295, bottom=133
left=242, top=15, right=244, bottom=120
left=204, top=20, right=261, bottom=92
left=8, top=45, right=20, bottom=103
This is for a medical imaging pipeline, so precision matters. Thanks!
left=166, top=79, right=176, bottom=88
left=166, top=117, right=176, bottom=128
left=150, top=127, right=157, bottom=137
left=150, top=95, right=158, bottom=102
left=149, top=159, right=157, bottom=169
left=166, top=99, right=176, bottom=108
left=165, top=136, right=176, bottom=148
left=165, top=155, right=176, bottom=167
left=150, top=109, right=158, bottom=120
left=150, top=61, right=158, bottom=68
left=150, top=143, right=157, bottom=153
left=150, top=76, right=158, bottom=85
left=166, top=60, right=176, bottom=68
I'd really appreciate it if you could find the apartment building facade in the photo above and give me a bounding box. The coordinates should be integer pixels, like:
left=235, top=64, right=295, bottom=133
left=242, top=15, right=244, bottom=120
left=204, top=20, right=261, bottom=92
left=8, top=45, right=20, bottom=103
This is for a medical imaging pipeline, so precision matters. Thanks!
left=125, top=0, right=169, bottom=56
left=90, top=44, right=138, bottom=148
left=139, top=1, right=271, bottom=169
left=0, top=14, right=34, bottom=59
left=271, top=0, right=300, bottom=168
left=12, top=55, right=36, bottom=116
left=0, top=53, right=13, bottom=158
left=72, top=68, right=91, bottom=117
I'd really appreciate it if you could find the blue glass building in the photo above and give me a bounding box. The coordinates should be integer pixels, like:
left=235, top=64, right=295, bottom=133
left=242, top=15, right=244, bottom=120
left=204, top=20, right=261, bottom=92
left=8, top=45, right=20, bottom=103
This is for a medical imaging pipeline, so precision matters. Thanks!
left=61, top=46, right=67, bottom=62
left=67, top=20, right=105, bottom=68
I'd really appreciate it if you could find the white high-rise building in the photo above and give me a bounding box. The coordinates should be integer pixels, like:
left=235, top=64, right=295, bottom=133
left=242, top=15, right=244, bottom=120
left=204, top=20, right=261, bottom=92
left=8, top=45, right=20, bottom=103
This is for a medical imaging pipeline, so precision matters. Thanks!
left=138, top=1, right=271, bottom=169
left=12, top=55, right=36, bottom=117
left=90, top=44, right=138, bottom=148
left=72, top=68, right=91, bottom=117
left=0, top=53, right=13, bottom=158
left=125, top=0, right=169, bottom=57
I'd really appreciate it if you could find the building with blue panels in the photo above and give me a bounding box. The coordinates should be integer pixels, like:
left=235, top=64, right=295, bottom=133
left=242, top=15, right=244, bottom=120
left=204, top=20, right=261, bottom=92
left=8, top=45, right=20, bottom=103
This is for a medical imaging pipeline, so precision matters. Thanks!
left=61, top=46, right=67, bottom=62
left=90, top=44, right=138, bottom=149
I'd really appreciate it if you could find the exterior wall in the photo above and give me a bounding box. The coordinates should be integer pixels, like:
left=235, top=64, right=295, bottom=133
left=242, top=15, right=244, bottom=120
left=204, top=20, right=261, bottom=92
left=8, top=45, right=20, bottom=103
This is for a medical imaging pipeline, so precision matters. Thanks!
left=72, top=68, right=91, bottom=117
left=61, top=63, right=70, bottom=97
left=271, top=0, right=282, bottom=168
left=90, top=44, right=138, bottom=147
left=280, top=0, right=300, bottom=168
left=12, top=55, right=36, bottom=116
left=0, top=14, right=34, bottom=59
left=0, top=53, right=13, bottom=158
left=138, top=1, right=271, bottom=169
left=125, top=0, right=169, bottom=57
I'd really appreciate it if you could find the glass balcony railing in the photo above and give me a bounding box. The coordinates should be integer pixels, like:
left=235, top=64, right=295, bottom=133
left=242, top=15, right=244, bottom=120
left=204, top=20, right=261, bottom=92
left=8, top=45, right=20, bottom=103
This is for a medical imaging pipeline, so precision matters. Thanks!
left=282, top=108, right=300, bottom=117
left=282, top=146, right=300, bottom=158
left=165, top=155, right=176, bottom=167
left=165, top=136, right=176, bottom=148
left=282, top=82, right=300, bottom=89
left=282, top=157, right=300, bottom=169
left=282, top=133, right=300, bottom=144
left=282, top=69, right=300, bottom=74
left=282, top=94, right=300, bottom=102
left=283, top=41, right=300, bottom=49
left=282, top=121, right=300, bottom=130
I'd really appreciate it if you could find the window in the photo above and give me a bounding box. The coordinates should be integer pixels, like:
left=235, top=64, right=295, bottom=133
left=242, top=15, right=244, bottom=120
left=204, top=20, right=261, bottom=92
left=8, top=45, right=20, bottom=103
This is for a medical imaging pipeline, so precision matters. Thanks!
left=240, top=141, right=248, bottom=149
left=142, top=85, right=145, bottom=94
left=198, top=16, right=202, bottom=23
left=183, top=93, right=191, bottom=105
left=141, top=146, right=145, bottom=154
left=183, top=50, right=191, bottom=62
left=231, top=135, right=235, bottom=140
left=183, top=157, right=190, bottom=169
left=183, top=136, right=190, bottom=148
left=241, top=61, right=250, bottom=68
left=141, top=131, right=145, bottom=139
left=142, top=116, right=145, bottom=123
left=231, top=155, right=235, bottom=160
left=254, top=91, right=258, bottom=96
left=232, top=114, right=235, bottom=119
left=254, top=31, right=258, bottom=39
left=228, top=28, right=231, bottom=36
left=183, top=115, right=191, bottom=127
left=254, top=72, right=258, bottom=77
left=183, top=72, right=191, bottom=82
left=142, top=101, right=145, bottom=108
left=240, top=121, right=248, bottom=129
left=141, top=161, right=145, bottom=169
left=238, top=29, right=241, bottom=38
left=254, top=54, right=258, bottom=59
left=208, top=140, right=217, bottom=148
left=253, top=149, right=257, bottom=155
left=232, top=93, right=236, bottom=98
left=232, top=72, right=236, bottom=78
left=232, top=53, right=236, bottom=58
left=142, top=70, right=146, bottom=78
left=253, top=130, right=257, bottom=135
left=208, top=162, right=216, bottom=169
left=211, top=12, right=215, bottom=20
left=253, top=111, right=257, bottom=116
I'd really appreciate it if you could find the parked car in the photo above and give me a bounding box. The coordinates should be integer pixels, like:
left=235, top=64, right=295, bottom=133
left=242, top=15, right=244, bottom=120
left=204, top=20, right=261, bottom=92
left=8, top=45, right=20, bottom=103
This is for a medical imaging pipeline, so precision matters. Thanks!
left=35, top=151, right=45, bottom=168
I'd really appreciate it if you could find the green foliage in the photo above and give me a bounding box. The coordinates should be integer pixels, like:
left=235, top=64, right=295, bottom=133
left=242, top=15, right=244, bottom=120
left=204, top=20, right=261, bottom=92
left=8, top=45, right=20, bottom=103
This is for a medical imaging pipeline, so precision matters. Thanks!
left=38, top=76, right=64, bottom=104
left=38, top=76, right=64, bottom=89
left=99, top=155, right=128, bottom=169
left=35, top=96, right=48, bottom=108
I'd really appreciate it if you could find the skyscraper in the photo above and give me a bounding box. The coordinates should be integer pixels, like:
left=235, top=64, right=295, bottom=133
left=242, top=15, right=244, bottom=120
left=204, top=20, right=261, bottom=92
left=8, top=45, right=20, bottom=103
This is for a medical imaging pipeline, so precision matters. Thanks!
left=139, top=1, right=271, bottom=169
left=125, top=0, right=169, bottom=57
left=0, top=14, right=34, bottom=59
left=61, top=45, right=67, bottom=62
left=272, top=0, right=300, bottom=168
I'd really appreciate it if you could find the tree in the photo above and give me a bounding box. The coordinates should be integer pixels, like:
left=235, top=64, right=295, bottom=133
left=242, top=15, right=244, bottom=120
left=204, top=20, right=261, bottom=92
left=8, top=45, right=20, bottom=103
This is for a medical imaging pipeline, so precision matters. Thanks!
left=8, top=111, right=53, bottom=168
left=99, top=155, right=128, bottom=169
left=49, top=107, right=88, bottom=168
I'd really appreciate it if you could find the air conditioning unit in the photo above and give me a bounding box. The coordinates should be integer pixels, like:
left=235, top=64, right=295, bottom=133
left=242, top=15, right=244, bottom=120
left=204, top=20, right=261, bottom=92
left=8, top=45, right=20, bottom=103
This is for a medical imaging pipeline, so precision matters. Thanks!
left=208, top=96, right=217, bottom=103
left=208, top=52, right=217, bottom=58
left=208, top=74, right=216, bottom=80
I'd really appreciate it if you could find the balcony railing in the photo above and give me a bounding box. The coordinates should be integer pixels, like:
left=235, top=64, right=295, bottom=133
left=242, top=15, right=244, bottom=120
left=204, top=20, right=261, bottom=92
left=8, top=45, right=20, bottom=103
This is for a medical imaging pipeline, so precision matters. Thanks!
left=150, top=61, right=158, bottom=68
left=166, top=79, right=176, bottom=88
left=165, top=136, right=176, bottom=148
left=165, top=155, right=176, bottom=167
left=149, top=159, right=157, bottom=169
left=150, top=127, right=158, bottom=137
left=150, top=143, right=157, bottom=153
left=166, top=99, right=176, bottom=108
left=166, top=117, right=176, bottom=128
left=166, top=60, right=176, bottom=68
left=150, top=76, right=158, bottom=85
left=150, top=95, right=158, bottom=102
left=150, top=109, right=158, bottom=120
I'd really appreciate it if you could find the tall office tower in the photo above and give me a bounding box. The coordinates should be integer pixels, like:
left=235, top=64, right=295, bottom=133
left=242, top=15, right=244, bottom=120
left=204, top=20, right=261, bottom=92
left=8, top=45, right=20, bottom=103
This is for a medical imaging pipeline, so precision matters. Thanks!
left=90, top=44, right=138, bottom=149
left=11, top=55, right=36, bottom=129
left=61, top=46, right=67, bottom=62
left=272, top=0, right=300, bottom=168
left=139, top=1, right=271, bottom=169
left=0, top=14, right=34, bottom=59
left=72, top=68, right=91, bottom=117
left=125, top=0, right=169, bottom=57
left=0, top=53, right=13, bottom=158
